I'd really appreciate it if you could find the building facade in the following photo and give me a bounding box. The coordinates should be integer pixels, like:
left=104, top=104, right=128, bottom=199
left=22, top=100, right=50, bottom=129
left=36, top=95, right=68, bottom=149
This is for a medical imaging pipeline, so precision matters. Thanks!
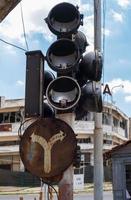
left=0, top=96, right=130, bottom=172
left=75, top=102, right=129, bottom=166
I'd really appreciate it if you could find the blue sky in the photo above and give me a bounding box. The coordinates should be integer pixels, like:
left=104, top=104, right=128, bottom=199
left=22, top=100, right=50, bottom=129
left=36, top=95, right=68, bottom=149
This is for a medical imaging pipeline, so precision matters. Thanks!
left=0, top=0, right=131, bottom=117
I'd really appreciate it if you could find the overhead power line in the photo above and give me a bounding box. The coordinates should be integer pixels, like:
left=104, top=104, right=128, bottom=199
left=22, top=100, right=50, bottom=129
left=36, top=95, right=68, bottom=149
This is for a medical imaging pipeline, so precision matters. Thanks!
left=0, top=38, right=27, bottom=52
left=20, top=2, right=29, bottom=51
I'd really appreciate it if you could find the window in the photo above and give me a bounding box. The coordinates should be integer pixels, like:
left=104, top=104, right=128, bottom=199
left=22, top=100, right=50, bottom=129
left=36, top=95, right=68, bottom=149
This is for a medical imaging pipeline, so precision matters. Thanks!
left=113, top=117, right=118, bottom=127
left=0, top=111, right=23, bottom=124
left=77, top=137, right=91, bottom=143
left=102, top=113, right=111, bottom=125
left=103, top=139, right=112, bottom=144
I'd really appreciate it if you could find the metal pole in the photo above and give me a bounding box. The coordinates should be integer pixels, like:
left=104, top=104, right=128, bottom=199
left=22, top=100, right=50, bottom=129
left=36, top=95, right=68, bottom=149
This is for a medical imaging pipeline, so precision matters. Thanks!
left=57, top=113, right=74, bottom=200
left=94, top=0, right=103, bottom=200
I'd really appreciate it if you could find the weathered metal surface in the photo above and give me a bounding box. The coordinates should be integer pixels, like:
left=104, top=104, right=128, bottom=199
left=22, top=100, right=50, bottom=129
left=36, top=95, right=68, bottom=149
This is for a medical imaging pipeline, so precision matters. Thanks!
left=0, top=0, right=21, bottom=22
left=25, top=51, right=44, bottom=118
left=20, top=118, right=77, bottom=183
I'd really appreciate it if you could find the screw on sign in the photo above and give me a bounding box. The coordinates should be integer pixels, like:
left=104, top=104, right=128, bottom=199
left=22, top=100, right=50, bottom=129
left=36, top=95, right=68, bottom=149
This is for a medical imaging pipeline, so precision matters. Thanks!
left=20, top=118, right=77, bottom=183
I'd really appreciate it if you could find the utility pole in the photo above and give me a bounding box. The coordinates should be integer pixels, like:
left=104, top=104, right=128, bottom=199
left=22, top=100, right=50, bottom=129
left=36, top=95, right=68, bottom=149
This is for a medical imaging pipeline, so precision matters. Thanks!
left=57, top=113, right=74, bottom=200
left=94, top=0, right=103, bottom=200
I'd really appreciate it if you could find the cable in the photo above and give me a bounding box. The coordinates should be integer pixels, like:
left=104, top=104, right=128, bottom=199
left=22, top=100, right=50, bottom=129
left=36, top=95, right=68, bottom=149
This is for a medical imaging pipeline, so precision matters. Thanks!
left=0, top=38, right=27, bottom=52
left=18, top=117, right=34, bottom=137
left=20, top=1, right=29, bottom=51
left=41, top=180, right=59, bottom=200
left=48, top=183, right=59, bottom=200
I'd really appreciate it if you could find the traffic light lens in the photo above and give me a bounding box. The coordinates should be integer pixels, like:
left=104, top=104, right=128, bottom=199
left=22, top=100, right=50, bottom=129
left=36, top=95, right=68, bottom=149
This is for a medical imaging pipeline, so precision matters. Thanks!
left=50, top=40, right=76, bottom=56
left=45, top=2, right=82, bottom=35
left=50, top=3, right=78, bottom=23
left=46, top=39, right=80, bottom=73
left=46, top=76, right=81, bottom=110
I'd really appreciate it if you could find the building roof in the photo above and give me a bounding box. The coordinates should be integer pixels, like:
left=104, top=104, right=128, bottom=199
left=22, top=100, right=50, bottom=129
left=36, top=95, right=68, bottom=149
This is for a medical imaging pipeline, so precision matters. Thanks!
left=0, top=0, right=21, bottom=22
left=104, top=140, right=131, bottom=159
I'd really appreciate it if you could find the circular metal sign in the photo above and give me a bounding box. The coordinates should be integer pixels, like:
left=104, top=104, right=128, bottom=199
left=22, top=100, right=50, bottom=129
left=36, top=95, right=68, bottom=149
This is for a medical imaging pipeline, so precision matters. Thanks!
left=20, top=118, right=77, bottom=182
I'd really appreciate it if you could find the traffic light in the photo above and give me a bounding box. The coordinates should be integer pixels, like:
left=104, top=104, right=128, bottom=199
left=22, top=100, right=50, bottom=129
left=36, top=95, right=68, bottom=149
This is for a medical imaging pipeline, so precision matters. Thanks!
left=45, top=2, right=103, bottom=115
left=73, top=145, right=81, bottom=168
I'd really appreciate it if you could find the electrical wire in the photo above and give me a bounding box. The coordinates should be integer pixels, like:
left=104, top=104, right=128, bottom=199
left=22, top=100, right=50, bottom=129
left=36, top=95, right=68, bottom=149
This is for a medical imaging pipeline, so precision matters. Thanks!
left=20, top=1, right=29, bottom=51
left=0, top=38, right=27, bottom=52
left=18, top=117, right=35, bottom=137
left=41, top=179, right=59, bottom=200
left=0, top=2, right=29, bottom=52
left=47, top=183, right=59, bottom=200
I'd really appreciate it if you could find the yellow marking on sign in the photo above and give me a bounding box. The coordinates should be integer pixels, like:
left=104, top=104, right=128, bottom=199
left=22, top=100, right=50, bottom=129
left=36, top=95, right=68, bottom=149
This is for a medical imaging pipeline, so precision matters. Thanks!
left=31, top=130, right=66, bottom=174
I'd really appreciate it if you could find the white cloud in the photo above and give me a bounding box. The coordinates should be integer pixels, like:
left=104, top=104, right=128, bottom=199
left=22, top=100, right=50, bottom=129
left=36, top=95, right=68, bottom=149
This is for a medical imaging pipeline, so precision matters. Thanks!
left=79, top=3, right=93, bottom=13
left=118, top=59, right=131, bottom=65
left=2, top=44, right=17, bottom=54
left=0, top=0, right=93, bottom=44
left=80, top=15, right=94, bottom=47
left=106, top=79, right=131, bottom=104
left=107, top=79, right=124, bottom=93
left=117, top=0, right=131, bottom=9
left=16, top=80, right=24, bottom=86
left=111, top=10, right=123, bottom=23
left=107, top=78, right=131, bottom=95
left=125, top=96, right=131, bottom=102
left=102, top=28, right=111, bottom=36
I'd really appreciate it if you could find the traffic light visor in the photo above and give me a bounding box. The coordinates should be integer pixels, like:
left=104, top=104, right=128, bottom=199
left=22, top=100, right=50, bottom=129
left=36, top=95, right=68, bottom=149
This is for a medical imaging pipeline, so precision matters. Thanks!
left=46, top=76, right=81, bottom=110
left=78, top=81, right=102, bottom=113
left=46, top=39, right=80, bottom=73
left=45, top=2, right=82, bottom=36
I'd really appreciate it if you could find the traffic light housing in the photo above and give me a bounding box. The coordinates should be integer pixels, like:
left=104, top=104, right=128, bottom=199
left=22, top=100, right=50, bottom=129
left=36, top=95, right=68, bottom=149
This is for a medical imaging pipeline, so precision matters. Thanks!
left=46, top=76, right=81, bottom=110
left=45, top=2, right=103, bottom=115
left=25, top=51, right=55, bottom=118
left=25, top=51, right=44, bottom=118
left=73, top=145, right=81, bottom=168
left=45, top=2, right=83, bottom=36
left=25, top=2, right=103, bottom=119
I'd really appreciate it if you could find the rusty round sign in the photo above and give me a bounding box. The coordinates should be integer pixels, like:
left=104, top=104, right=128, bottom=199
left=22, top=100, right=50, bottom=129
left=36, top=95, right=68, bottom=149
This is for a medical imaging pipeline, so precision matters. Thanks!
left=20, top=118, right=77, bottom=182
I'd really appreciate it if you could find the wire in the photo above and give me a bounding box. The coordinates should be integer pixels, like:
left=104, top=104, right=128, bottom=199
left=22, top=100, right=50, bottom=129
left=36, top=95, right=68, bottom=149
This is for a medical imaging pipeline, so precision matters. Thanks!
left=48, top=183, right=59, bottom=200
left=20, top=1, right=29, bottom=51
left=0, top=38, right=27, bottom=52
left=0, top=2, right=29, bottom=52
left=18, top=117, right=35, bottom=137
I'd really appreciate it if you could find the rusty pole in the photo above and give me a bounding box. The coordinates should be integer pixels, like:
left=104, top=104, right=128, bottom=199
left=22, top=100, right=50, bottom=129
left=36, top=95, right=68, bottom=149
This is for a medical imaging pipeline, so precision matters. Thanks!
left=57, top=113, right=75, bottom=200
left=39, top=191, right=43, bottom=200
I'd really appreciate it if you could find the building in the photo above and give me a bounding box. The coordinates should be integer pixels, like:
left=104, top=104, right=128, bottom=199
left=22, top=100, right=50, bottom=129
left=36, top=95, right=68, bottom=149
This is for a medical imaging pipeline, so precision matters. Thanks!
left=104, top=140, right=131, bottom=200
left=0, top=96, right=24, bottom=171
left=0, top=96, right=130, bottom=172
left=75, top=101, right=129, bottom=166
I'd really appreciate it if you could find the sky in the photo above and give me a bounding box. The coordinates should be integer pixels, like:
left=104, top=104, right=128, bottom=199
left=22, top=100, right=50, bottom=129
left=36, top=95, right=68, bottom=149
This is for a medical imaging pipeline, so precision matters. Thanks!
left=0, top=0, right=131, bottom=116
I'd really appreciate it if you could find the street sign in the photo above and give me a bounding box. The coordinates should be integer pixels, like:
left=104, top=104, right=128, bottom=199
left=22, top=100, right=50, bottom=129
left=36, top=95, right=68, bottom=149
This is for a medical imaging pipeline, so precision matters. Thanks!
left=73, top=174, right=84, bottom=190
left=20, top=118, right=77, bottom=183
